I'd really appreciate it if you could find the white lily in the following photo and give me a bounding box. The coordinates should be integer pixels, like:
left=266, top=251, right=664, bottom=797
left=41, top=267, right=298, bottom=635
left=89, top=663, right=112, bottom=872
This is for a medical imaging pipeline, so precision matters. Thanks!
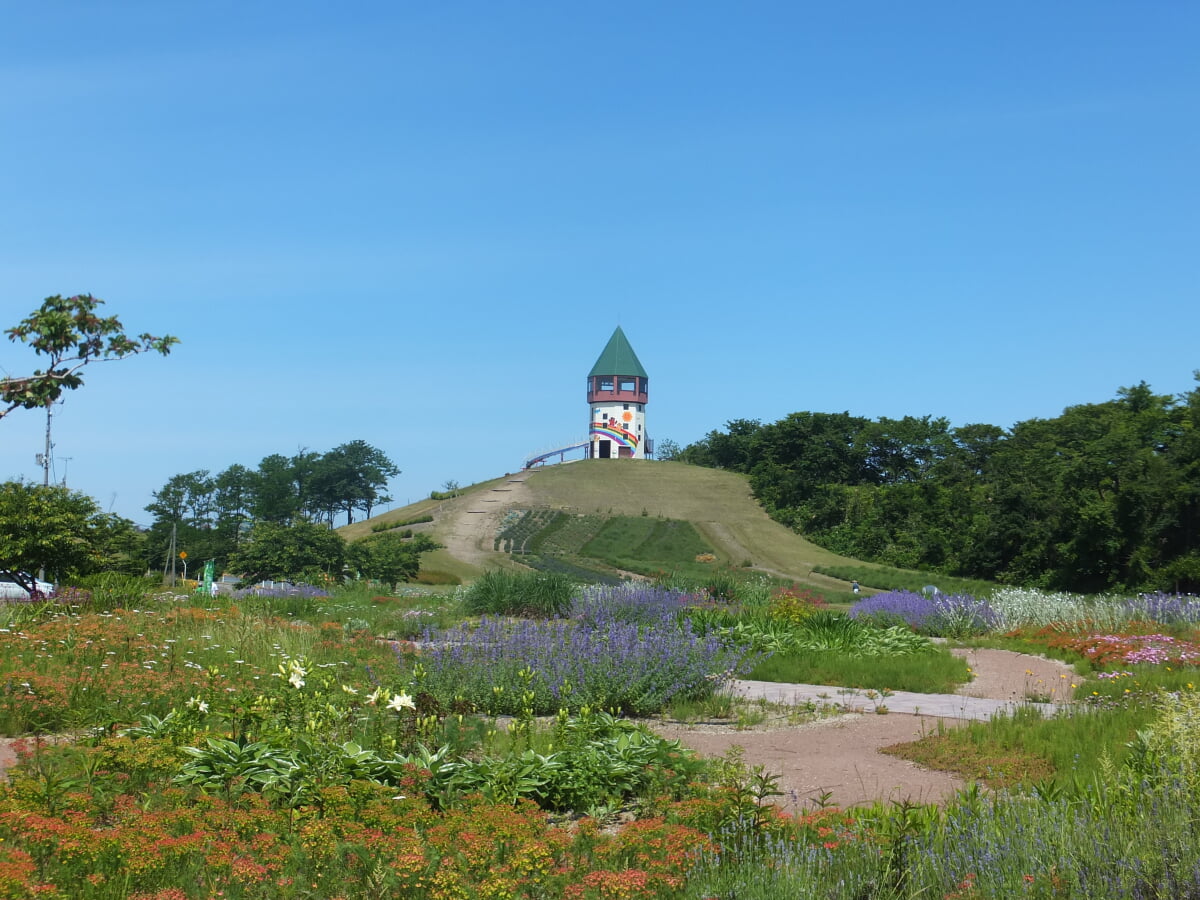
left=387, top=691, right=416, bottom=712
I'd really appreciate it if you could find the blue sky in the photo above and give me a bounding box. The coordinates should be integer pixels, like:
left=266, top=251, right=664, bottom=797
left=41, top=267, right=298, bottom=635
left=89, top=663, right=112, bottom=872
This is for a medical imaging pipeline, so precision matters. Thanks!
left=2, top=2, right=1197, bottom=524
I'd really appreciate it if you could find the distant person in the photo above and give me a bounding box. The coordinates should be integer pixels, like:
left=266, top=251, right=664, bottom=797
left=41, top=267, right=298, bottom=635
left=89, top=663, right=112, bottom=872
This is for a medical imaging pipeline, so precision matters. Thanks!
left=851, top=580, right=860, bottom=594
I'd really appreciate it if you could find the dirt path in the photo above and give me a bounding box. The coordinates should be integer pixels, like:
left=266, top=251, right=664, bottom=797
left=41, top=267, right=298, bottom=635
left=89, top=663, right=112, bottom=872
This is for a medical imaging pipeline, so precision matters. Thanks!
left=437, top=475, right=535, bottom=568
left=650, top=649, right=1079, bottom=811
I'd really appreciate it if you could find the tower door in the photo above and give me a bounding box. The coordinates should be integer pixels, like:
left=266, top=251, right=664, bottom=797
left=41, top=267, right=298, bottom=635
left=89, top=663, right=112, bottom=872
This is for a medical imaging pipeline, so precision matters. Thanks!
left=598, top=440, right=612, bottom=459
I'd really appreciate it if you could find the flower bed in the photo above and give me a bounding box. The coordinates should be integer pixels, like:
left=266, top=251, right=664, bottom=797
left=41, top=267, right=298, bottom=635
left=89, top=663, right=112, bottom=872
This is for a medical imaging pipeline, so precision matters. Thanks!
left=416, top=614, right=756, bottom=716
left=1045, top=631, right=1200, bottom=670
left=848, top=590, right=998, bottom=637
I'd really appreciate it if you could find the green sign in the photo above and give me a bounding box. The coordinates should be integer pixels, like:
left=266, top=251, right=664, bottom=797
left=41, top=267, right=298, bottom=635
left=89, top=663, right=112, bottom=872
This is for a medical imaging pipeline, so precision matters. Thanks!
left=200, top=559, right=216, bottom=595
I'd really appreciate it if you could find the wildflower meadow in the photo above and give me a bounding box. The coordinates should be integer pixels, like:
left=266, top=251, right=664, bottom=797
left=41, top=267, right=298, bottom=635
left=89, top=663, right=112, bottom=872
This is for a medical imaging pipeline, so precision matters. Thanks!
left=0, top=575, right=1197, bottom=897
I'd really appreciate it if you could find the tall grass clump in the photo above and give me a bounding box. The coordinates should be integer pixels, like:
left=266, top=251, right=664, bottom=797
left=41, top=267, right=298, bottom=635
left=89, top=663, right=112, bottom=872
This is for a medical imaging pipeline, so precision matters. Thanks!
left=459, top=569, right=575, bottom=617
left=63, top=572, right=160, bottom=611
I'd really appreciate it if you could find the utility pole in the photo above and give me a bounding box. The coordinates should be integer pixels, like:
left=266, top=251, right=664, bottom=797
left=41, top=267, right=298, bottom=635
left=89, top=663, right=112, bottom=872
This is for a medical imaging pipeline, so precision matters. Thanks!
left=43, top=405, right=51, bottom=486
left=34, top=406, right=53, bottom=582
left=35, top=405, right=54, bottom=486
left=164, top=522, right=177, bottom=586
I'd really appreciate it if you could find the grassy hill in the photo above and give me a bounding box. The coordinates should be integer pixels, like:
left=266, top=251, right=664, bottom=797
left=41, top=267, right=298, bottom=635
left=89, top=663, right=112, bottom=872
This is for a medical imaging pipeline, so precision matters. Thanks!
left=520, top=460, right=859, bottom=584
left=342, top=460, right=881, bottom=591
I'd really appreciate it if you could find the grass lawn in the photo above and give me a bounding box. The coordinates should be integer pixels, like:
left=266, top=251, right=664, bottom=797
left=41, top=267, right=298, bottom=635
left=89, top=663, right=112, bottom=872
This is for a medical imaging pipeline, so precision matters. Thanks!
left=747, top=646, right=971, bottom=694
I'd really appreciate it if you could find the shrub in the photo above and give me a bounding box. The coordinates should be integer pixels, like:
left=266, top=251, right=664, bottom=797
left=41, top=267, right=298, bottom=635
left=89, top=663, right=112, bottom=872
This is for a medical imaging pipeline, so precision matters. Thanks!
left=766, top=584, right=827, bottom=625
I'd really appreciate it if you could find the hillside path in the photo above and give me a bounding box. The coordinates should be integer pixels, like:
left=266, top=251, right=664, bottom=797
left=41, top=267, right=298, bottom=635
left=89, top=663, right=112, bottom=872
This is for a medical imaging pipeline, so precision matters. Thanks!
left=438, top=475, right=533, bottom=567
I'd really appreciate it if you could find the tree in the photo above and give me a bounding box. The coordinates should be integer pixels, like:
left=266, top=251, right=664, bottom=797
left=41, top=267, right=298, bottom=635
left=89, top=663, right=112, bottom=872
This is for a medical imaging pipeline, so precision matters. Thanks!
left=1, top=294, right=178, bottom=421
left=228, top=520, right=345, bottom=586
left=213, top=464, right=253, bottom=550
left=654, top=438, right=682, bottom=461
left=250, top=454, right=302, bottom=524
left=144, top=470, right=230, bottom=573
left=309, top=441, right=399, bottom=525
left=346, top=532, right=440, bottom=588
left=0, top=480, right=134, bottom=588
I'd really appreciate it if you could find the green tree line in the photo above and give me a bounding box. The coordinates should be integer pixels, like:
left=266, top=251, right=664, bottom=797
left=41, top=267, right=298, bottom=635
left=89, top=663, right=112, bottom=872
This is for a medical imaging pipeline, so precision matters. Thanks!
left=0, top=477, right=437, bottom=591
left=143, top=441, right=408, bottom=574
left=678, top=377, right=1200, bottom=593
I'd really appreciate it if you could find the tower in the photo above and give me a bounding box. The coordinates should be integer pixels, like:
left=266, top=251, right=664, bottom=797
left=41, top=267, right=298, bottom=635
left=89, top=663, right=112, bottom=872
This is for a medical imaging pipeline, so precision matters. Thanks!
left=587, top=326, right=649, bottom=459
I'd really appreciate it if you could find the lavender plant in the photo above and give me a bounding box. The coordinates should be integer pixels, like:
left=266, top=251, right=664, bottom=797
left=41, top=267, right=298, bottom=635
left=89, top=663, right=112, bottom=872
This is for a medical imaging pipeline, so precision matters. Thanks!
left=570, top=583, right=703, bottom=626
left=1128, top=592, right=1200, bottom=627
left=848, top=591, right=997, bottom=638
left=414, top=611, right=758, bottom=716
left=234, top=582, right=331, bottom=599
left=847, top=591, right=939, bottom=629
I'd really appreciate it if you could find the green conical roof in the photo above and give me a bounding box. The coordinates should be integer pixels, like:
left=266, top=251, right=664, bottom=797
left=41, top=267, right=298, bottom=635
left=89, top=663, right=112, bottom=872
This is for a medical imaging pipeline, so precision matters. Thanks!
left=588, top=326, right=647, bottom=378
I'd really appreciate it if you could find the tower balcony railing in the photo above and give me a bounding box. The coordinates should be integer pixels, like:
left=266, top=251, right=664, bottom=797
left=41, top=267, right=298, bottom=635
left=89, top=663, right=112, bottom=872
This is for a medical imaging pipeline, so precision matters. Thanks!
left=587, top=387, right=648, bottom=405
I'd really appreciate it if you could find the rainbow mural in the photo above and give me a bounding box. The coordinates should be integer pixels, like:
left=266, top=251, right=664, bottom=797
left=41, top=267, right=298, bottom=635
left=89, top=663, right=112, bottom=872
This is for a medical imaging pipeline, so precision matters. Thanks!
left=591, top=421, right=639, bottom=449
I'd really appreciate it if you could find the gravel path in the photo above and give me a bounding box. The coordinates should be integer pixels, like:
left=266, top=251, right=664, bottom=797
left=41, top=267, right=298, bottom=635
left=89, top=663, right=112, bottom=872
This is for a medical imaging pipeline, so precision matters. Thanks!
left=648, top=648, right=1079, bottom=810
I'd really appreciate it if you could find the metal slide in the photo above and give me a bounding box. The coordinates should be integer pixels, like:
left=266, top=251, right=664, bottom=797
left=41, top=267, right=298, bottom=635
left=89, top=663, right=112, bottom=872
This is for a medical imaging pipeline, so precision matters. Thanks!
left=523, top=441, right=590, bottom=469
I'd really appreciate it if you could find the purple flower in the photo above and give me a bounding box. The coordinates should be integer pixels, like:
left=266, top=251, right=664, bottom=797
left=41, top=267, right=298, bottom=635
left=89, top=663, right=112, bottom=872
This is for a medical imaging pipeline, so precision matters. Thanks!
left=848, top=590, right=997, bottom=636
left=411, top=587, right=758, bottom=716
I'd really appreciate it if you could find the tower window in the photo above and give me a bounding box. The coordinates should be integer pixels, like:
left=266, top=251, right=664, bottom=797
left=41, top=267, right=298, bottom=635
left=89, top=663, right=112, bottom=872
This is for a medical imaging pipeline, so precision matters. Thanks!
left=600, top=378, right=613, bottom=391
left=623, top=404, right=629, bottom=410
left=620, top=378, right=636, bottom=392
